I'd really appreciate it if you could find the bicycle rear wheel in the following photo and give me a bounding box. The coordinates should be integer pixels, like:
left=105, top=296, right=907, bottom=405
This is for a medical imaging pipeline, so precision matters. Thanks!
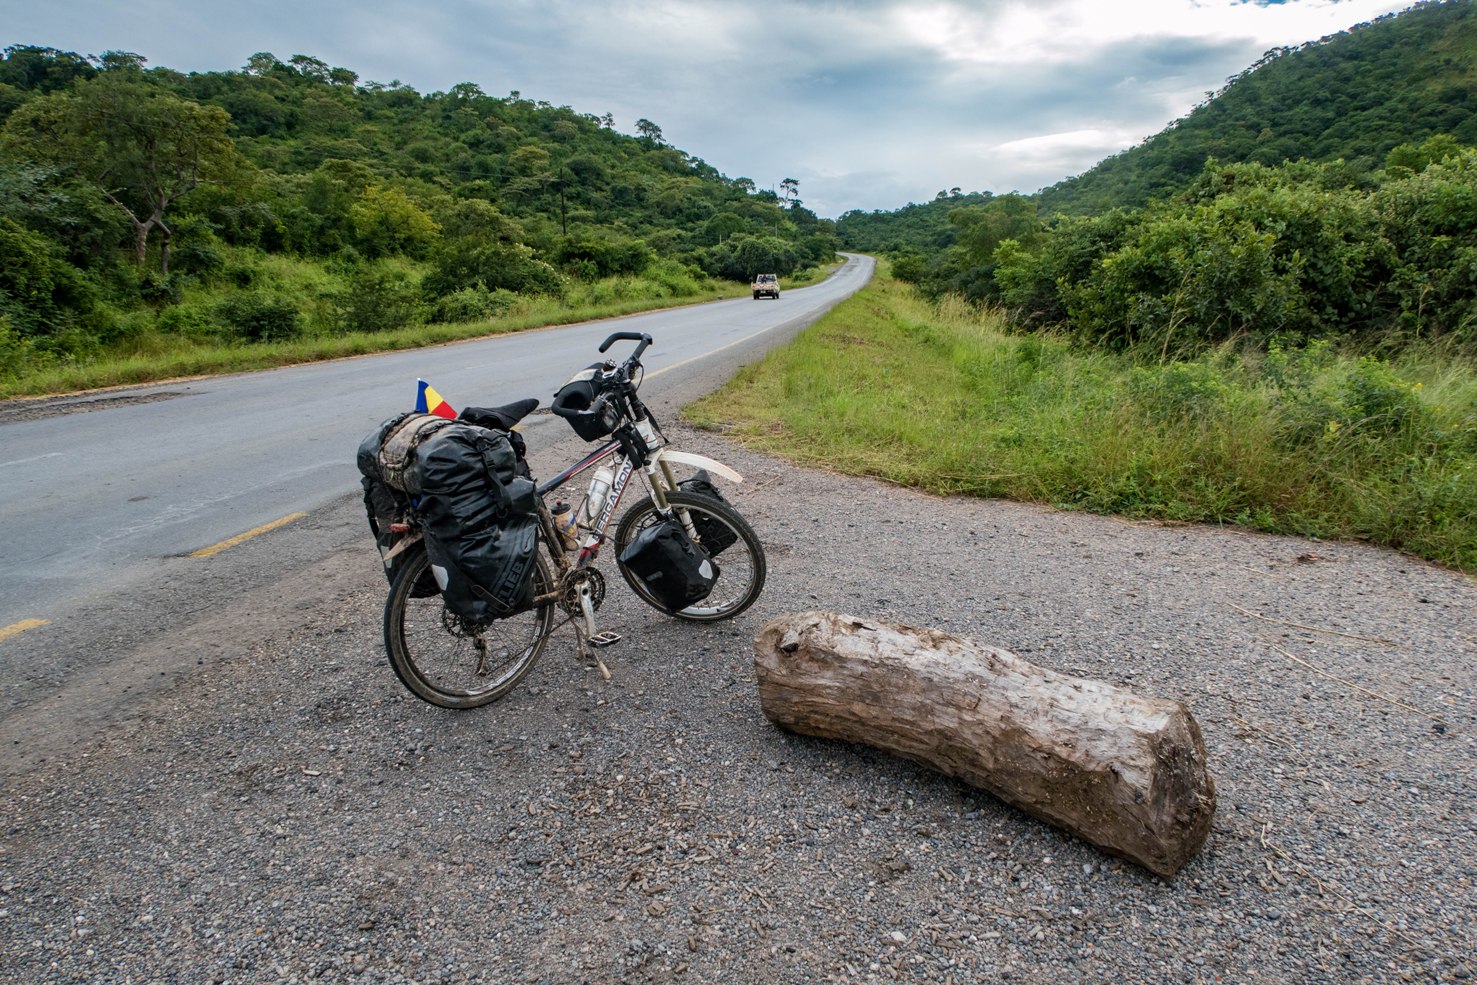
left=613, top=490, right=766, bottom=622
left=383, top=543, right=555, bottom=708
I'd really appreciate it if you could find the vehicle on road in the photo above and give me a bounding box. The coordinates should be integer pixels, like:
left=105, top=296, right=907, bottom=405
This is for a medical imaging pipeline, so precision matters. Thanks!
left=365, top=332, right=767, bottom=709
left=751, top=273, right=780, bottom=300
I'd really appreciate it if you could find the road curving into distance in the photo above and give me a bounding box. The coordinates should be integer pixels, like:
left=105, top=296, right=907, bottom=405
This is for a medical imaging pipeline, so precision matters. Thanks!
left=0, top=254, right=872, bottom=707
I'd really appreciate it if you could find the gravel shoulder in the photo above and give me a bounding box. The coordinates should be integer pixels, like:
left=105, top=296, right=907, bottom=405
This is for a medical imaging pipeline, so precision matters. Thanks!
left=2, top=423, right=1473, bottom=984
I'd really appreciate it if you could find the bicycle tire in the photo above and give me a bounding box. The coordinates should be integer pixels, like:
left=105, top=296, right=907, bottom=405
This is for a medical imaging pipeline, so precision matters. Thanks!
left=613, top=490, right=766, bottom=622
left=383, top=543, right=555, bottom=709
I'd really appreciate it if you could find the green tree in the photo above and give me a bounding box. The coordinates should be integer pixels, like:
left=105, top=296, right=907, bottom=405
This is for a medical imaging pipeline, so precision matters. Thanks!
left=2, top=73, right=244, bottom=273
left=951, top=194, right=1044, bottom=265
left=703, top=211, right=746, bottom=244
left=704, top=234, right=801, bottom=280
left=0, top=215, right=97, bottom=340
left=0, top=45, right=96, bottom=93
left=422, top=240, right=563, bottom=297
left=1384, top=133, right=1465, bottom=174
left=635, top=118, right=663, bottom=145
left=349, top=184, right=440, bottom=257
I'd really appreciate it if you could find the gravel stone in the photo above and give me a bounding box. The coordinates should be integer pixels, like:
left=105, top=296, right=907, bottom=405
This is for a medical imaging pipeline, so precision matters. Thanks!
left=1, top=422, right=1474, bottom=983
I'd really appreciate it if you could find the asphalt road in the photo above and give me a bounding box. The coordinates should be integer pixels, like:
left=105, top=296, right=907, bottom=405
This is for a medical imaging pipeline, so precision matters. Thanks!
left=0, top=254, right=872, bottom=722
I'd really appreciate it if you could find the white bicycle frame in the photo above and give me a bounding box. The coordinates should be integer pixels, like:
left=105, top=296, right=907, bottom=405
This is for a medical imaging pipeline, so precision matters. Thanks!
left=532, top=431, right=744, bottom=670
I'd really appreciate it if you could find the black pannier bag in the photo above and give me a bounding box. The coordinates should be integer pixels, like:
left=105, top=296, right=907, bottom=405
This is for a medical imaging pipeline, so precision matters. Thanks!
left=618, top=518, right=720, bottom=610
left=357, top=412, right=448, bottom=591
left=357, top=413, right=539, bottom=621
left=458, top=400, right=537, bottom=479
left=675, top=469, right=739, bottom=556
left=412, top=422, right=540, bottom=622
left=360, top=472, right=437, bottom=596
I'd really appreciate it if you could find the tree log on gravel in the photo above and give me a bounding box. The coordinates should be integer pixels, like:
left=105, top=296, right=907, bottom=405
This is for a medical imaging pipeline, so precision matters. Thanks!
left=753, top=611, right=1216, bottom=878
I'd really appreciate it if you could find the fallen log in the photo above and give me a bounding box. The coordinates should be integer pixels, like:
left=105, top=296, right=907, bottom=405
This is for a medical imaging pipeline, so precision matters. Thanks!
left=753, top=611, right=1216, bottom=878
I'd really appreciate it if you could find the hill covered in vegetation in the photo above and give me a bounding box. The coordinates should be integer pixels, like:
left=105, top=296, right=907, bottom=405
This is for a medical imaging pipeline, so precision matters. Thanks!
left=0, top=46, right=836, bottom=386
left=836, top=0, right=1477, bottom=355
left=1037, top=0, right=1477, bottom=214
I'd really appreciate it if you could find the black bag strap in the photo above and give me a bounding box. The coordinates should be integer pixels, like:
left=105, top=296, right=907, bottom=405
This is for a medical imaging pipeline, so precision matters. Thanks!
left=474, top=436, right=513, bottom=517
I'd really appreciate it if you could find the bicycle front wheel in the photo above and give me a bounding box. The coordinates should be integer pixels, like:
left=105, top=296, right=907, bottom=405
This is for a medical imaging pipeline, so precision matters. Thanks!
left=613, top=490, right=766, bottom=622
left=383, top=543, right=555, bottom=709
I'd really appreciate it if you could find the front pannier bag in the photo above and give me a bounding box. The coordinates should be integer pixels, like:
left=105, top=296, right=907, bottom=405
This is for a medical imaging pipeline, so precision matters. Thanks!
left=618, top=518, right=720, bottom=610
left=675, top=470, right=739, bottom=555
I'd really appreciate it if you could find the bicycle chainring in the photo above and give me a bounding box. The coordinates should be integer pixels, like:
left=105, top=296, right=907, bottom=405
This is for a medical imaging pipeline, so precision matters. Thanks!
left=559, top=567, right=607, bottom=616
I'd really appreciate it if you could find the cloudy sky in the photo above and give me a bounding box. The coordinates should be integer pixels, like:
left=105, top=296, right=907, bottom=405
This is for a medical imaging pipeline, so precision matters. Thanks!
left=4, top=0, right=1418, bottom=217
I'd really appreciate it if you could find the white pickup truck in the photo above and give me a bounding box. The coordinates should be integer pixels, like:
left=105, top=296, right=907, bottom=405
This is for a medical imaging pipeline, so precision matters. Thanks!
left=751, top=273, right=780, bottom=300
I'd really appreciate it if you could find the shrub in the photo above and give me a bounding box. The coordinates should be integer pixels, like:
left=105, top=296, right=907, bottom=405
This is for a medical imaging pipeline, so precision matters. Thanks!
left=702, top=234, right=802, bottom=281
left=0, top=313, right=38, bottom=378
left=644, top=259, right=703, bottom=297
left=1337, top=357, right=1429, bottom=435
left=334, top=262, right=425, bottom=334
left=215, top=290, right=302, bottom=342
left=429, top=285, right=518, bottom=323
left=156, top=300, right=223, bottom=341
left=422, top=239, right=563, bottom=298
left=0, top=215, right=96, bottom=339
left=552, top=235, right=652, bottom=278
left=171, top=238, right=226, bottom=278
left=1129, top=361, right=1233, bottom=421
left=1060, top=210, right=1303, bottom=355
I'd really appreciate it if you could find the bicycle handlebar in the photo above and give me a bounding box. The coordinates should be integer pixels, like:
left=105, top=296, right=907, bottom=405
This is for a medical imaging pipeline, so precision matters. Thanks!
left=599, top=331, right=652, bottom=362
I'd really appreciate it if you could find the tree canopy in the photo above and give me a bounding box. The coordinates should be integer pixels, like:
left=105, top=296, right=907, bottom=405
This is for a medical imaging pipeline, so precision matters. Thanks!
left=838, top=0, right=1477, bottom=356
left=0, top=43, right=837, bottom=368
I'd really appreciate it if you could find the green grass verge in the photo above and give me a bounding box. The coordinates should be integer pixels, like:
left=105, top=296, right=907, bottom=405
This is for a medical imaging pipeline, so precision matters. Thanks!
left=687, top=270, right=1477, bottom=572
left=0, top=263, right=753, bottom=400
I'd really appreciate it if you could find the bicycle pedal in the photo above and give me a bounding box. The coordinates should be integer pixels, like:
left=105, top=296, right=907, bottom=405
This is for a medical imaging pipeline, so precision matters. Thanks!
left=588, top=631, right=622, bottom=648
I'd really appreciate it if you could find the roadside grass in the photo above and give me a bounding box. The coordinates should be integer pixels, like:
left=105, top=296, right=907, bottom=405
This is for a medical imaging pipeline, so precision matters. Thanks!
left=0, top=254, right=751, bottom=400
left=687, top=271, right=1477, bottom=572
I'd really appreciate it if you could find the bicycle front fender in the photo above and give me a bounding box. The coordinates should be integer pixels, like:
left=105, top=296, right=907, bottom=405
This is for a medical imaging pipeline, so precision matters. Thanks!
left=651, top=448, right=743, bottom=485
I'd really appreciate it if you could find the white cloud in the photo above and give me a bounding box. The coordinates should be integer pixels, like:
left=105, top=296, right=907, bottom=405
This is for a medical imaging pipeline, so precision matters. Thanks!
left=0, top=0, right=1422, bottom=215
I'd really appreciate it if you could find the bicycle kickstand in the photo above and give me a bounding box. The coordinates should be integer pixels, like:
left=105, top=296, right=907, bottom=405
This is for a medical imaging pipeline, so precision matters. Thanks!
left=574, top=580, right=614, bottom=680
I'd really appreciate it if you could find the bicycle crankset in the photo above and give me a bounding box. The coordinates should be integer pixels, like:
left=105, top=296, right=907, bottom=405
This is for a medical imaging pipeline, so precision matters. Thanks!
left=559, top=567, right=606, bottom=616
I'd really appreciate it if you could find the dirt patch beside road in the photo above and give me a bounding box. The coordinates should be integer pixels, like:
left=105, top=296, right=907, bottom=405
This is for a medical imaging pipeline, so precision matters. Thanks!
left=2, top=424, right=1472, bottom=983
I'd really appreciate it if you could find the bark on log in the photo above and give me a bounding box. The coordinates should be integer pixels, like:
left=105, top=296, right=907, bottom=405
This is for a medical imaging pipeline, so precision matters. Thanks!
left=753, top=611, right=1216, bottom=878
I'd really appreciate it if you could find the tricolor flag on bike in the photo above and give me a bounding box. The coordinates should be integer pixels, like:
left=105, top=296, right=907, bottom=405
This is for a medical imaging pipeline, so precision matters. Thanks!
left=415, top=379, right=457, bottom=419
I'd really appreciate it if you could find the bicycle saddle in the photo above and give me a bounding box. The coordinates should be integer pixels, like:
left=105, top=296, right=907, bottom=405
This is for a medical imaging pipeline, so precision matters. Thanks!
left=458, top=397, right=539, bottom=432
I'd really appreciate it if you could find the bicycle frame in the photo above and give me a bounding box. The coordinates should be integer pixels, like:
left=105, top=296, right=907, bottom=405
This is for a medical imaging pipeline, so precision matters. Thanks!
left=534, top=431, right=744, bottom=564
left=534, top=435, right=629, bottom=566
left=526, top=421, right=745, bottom=670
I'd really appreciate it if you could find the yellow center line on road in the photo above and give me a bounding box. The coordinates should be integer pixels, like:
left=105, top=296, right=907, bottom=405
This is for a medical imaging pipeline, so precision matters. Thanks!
left=0, top=618, right=49, bottom=643
left=189, top=512, right=307, bottom=558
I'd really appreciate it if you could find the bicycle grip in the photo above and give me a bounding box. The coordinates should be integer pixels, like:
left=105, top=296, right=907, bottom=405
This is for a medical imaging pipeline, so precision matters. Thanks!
left=599, top=331, right=652, bottom=356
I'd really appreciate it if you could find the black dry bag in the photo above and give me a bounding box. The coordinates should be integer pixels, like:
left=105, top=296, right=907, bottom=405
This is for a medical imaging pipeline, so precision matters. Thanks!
left=675, top=470, right=739, bottom=556
left=411, top=422, right=540, bottom=623
left=618, top=518, right=720, bottom=611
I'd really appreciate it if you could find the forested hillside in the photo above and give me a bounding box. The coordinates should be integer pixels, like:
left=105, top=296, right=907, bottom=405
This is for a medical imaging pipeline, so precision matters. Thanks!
left=838, top=0, right=1477, bottom=355
left=823, top=190, right=993, bottom=254
left=721, top=0, right=1476, bottom=573
left=0, top=46, right=835, bottom=386
left=1038, top=0, right=1477, bottom=214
